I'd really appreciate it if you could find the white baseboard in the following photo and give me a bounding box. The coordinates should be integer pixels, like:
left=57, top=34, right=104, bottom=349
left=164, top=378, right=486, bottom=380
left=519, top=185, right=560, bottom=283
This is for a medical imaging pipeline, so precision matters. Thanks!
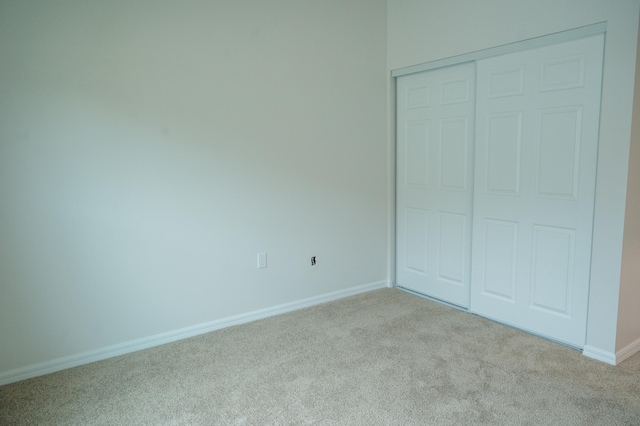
left=582, top=345, right=617, bottom=365
left=0, top=281, right=389, bottom=386
left=615, top=337, right=640, bottom=364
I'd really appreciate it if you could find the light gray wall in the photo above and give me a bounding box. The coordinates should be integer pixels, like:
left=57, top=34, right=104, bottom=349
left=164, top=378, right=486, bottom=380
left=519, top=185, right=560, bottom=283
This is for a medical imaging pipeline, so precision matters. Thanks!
left=0, top=0, right=388, bottom=376
left=387, top=0, right=640, bottom=360
left=618, top=13, right=640, bottom=356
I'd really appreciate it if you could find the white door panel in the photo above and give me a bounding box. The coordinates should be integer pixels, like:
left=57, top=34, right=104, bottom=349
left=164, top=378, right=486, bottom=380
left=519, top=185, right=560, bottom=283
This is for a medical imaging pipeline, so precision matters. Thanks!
left=470, top=35, right=604, bottom=347
left=396, top=62, right=475, bottom=308
left=395, top=35, right=603, bottom=347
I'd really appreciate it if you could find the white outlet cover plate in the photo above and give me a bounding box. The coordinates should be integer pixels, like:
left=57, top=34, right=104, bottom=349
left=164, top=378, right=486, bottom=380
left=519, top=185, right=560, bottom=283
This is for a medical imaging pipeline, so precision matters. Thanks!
left=257, top=253, right=267, bottom=269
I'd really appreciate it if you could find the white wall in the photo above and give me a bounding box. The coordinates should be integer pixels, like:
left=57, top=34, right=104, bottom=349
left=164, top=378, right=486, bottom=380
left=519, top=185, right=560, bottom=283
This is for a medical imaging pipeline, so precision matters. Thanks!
left=387, top=0, right=640, bottom=360
left=0, top=0, right=388, bottom=378
left=617, top=13, right=640, bottom=357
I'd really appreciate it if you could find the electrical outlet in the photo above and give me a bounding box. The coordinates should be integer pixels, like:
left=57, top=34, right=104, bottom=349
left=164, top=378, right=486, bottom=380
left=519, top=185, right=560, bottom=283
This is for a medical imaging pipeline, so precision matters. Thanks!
left=257, top=252, right=267, bottom=269
left=311, top=256, right=316, bottom=266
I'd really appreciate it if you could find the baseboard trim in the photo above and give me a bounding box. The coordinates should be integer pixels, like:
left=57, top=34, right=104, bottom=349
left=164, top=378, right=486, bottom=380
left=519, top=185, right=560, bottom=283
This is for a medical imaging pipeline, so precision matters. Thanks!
left=582, top=345, right=617, bottom=365
left=615, top=337, right=640, bottom=364
left=0, top=281, right=390, bottom=386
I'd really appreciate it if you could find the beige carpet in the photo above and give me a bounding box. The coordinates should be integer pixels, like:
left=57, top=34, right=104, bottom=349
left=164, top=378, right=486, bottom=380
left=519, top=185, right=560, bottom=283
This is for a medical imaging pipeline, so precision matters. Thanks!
left=1, top=288, right=639, bottom=425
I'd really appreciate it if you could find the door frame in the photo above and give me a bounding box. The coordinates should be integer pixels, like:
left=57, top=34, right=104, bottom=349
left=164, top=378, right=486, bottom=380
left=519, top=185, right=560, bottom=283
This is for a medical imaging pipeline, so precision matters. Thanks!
left=392, top=21, right=607, bottom=352
left=391, top=22, right=606, bottom=79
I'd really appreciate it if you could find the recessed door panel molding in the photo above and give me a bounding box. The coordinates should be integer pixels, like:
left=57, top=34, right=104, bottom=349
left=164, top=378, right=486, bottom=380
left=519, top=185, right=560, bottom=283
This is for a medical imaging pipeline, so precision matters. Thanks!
left=396, top=62, right=475, bottom=308
left=540, top=55, right=585, bottom=92
left=480, top=219, right=518, bottom=302
left=406, top=85, right=430, bottom=109
left=405, top=121, right=430, bottom=187
left=437, top=212, right=467, bottom=285
left=439, top=117, right=469, bottom=191
left=530, top=225, right=575, bottom=317
left=487, top=65, right=525, bottom=99
left=405, top=208, right=429, bottom=275
left=536, top=107, right=582, bottom=199
left=442, top=77, right=471, bottom=105
left=470, top=34, right=604, bottom=347
left=485, top=112, right=522, bottom=195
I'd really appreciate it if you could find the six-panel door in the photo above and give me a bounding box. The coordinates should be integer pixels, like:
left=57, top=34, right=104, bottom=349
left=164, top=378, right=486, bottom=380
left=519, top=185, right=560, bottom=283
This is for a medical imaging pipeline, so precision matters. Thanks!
left=396, top=62, right=475, bottom=308
left=396, top=34, right=604, bottom=347
left=470, top=35, right=604, bottom=347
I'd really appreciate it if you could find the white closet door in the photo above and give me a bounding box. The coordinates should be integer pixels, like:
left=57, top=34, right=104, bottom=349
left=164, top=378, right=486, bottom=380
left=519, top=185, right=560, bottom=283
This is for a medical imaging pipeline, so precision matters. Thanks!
left=470, top=35, right=604, bottom=347
left=396, top=63, right=475, bottom=308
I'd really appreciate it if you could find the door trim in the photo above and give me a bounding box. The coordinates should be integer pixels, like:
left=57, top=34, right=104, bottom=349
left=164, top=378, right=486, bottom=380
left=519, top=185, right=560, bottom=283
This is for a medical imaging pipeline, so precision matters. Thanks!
left=391, top=22, right=606, bottom=78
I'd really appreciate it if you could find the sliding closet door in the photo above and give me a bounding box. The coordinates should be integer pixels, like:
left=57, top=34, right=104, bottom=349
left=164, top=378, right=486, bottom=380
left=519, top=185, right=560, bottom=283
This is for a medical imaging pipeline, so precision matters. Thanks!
left=470, top=35, right=604, bottom=347
left=396, top=62, right=475, bottom=308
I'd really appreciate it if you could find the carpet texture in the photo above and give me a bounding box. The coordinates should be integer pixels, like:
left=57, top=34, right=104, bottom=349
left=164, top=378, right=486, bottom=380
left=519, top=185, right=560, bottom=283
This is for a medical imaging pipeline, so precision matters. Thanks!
left=1, top=288, right=639, bottom=425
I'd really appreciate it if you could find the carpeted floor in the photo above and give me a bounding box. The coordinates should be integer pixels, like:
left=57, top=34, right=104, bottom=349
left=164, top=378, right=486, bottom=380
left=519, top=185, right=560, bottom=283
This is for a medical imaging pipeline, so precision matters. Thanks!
left=1, top=288, right=639, bottom=425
